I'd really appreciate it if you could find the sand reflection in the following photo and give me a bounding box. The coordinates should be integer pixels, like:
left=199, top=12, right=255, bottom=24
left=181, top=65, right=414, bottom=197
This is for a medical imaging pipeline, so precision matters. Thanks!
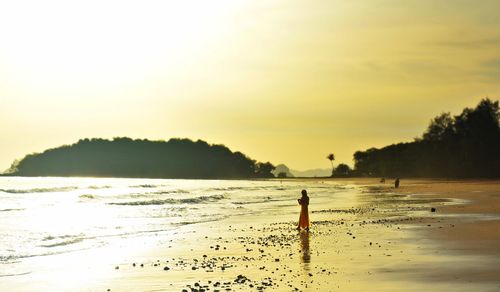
left=300, top=231, right=311, bottom=266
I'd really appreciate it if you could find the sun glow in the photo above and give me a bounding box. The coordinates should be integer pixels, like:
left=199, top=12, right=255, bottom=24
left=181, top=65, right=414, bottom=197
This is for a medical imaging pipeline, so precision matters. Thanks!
left=0, top=1, right=243, bottom=98
left=1, top=1, right=500, bottom=171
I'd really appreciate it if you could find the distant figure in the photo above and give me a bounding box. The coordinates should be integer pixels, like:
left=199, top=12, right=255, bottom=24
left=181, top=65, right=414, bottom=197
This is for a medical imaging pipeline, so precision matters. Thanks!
left=297, top=189, right=310, bottom=231
left=395, top=178, right=400, bottom=188
left=380, top=178, right=386, bottom=183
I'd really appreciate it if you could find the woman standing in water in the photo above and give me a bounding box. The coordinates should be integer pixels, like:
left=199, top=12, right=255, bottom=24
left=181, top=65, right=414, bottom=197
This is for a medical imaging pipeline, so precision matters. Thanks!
left=297, top=189, right=310, bottom=231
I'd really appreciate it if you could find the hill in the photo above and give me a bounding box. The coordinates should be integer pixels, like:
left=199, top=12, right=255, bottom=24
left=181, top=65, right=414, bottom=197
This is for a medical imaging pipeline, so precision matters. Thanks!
left=290, top=168, right=332, bottom=178
left=271, top=164, right=333, bottom=178
left=271, top=164, right=294, bottom=178
left=6, top=138, right=275, bottom=179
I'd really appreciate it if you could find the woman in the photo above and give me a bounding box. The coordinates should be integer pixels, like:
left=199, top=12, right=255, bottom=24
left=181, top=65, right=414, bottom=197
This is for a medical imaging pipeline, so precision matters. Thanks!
left=297, top=189, right=310, bottom=231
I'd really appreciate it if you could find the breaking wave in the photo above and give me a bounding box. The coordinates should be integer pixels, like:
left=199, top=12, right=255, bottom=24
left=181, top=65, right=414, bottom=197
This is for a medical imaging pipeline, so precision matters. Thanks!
left=0, top=272, right=32, bottom=278
left=87, top=185, right=111, bottom=189
left=0, top=208, right=24, bottom=212
left=150, top=189, right=189, bottom=194
left=0, top=187, right=78, bottom=194
left=79, top=194, right=97, bottom=199
left=232, top=196, right=290, bottom=205
left=130, top=184, right=159, bottom=188
left=41, top=238, right=84, bottom=248
left=108, top=194, right=226, bottom=206
left=210, top=186, right=244, bottom=191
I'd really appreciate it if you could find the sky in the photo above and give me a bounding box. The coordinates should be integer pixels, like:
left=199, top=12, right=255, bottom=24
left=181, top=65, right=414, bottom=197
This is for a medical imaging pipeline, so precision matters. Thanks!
left=1, top=0, right=500, bottom=172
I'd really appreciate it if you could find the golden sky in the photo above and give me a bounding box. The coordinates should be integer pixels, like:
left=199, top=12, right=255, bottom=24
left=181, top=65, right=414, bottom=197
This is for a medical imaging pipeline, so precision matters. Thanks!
left=1, top=0, right=500, bottom=171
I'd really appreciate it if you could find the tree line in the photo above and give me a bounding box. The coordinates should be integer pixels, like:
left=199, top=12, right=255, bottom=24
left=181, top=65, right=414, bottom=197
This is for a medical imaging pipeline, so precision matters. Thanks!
left=353, top=98, right=500, bottom=178
left=7, top=138, right=276, bottom=179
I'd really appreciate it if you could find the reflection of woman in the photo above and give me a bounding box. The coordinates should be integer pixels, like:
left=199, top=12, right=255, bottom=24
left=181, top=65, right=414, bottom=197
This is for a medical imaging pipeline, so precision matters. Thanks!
left=297, top=189, right=310, bottom=231
left=300, top=231, right=311, bottom=263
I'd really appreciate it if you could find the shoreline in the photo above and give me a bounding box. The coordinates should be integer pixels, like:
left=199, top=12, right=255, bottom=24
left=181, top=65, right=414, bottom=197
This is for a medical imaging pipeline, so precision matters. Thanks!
left=1, top=178, right=499, bottom=291
left=103, top=178, right=500, bottom=290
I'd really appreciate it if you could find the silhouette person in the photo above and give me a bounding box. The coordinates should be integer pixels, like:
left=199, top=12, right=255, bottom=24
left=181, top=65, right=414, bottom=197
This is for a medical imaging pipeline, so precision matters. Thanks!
left=395, top=178, right=400, bottom=188
left=297, top=189, right=310, bottom=231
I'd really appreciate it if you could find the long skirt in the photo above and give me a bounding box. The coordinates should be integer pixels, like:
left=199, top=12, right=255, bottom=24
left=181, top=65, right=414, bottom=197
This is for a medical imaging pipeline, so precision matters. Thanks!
left=298, top=206, right=310, bottom=229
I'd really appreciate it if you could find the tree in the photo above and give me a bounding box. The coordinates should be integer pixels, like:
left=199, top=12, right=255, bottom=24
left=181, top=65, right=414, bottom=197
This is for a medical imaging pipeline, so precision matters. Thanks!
left=353, top=98, right=500, bottom=178
left=6, top=159, right=20, bottom=174
left=255, top=162, right=276, bottom=178
left=333, top=163, right=351, bottom=177
left=277, top=172, right=288, bottom=178
left=9, top=137, right=276, bottom=179
left=422, top=112, right=454, bottom=141
left=326, top=153, right=335, bottom=175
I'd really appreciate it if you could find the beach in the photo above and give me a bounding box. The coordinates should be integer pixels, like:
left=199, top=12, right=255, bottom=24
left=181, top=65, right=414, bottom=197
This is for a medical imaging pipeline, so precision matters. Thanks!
left=1, top=178, right=499, bottom=291
left=2, top=2, right=499, bottom=291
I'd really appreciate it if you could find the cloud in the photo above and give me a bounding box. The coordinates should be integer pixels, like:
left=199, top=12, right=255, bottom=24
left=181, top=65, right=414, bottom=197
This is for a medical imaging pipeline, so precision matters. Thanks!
left=474, top=58, right=500, bottom=81
left=481, top=58, right=500, bottom=70
left=433, top=36, right=500, bottom=48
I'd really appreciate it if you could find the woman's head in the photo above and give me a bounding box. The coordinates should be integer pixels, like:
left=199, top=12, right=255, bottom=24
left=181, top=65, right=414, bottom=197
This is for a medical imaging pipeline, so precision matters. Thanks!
left=301, top=189, right=307, bottom=196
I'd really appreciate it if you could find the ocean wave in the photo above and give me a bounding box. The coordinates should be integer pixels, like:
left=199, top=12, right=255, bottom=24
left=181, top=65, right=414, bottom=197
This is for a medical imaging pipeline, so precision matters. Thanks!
left=108, top=194, right=226, bottom=206
left=0, top=186, right=78, bottom=194
left=0, top=255, right=19, bottom=263
left=210, top=186, right=244, bottom=191
left=173, top=216, right=227, bottom=226
left=232, top=196, right=290, bottom=205
left=0, top=246, right=94, bottom=263
left=150, top=189, right=189, bottom=194
left=43, top=234, right=80, bottom=241
left=131, top=184, right=158, bottom=188
left=41, top=238, right=84, bottom=248
left=87, top=185, right=111, bottom=189
left=0, top=272, right=32, bottom=278
left=0, top=208, right=25, bottom=212
left=79, top=194, right=97, bottom=199
left=125, top=193, right=153, bottom=198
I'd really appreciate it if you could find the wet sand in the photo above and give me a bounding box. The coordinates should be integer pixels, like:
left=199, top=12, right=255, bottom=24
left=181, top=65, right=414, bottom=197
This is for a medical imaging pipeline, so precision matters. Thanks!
left=356, top=178, right=500, bottom=288
left=2, top=179, right=500, bottom=291
left=380, top=179, right=500, bottom=253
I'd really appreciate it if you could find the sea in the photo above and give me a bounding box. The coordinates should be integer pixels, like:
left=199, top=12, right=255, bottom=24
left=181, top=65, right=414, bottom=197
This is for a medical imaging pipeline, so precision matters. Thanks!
left=0, top=176, right=356, bottom=277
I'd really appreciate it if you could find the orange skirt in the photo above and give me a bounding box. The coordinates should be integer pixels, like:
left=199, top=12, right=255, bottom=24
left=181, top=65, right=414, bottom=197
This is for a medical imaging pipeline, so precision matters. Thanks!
left=298, top=206, right=309, bottom=229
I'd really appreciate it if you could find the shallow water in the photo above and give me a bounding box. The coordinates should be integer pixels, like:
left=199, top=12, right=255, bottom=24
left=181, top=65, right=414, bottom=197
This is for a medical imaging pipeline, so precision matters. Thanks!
left=0, top=177, right=354, bottom=272
left=3, top=177, right=499, bottom=291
